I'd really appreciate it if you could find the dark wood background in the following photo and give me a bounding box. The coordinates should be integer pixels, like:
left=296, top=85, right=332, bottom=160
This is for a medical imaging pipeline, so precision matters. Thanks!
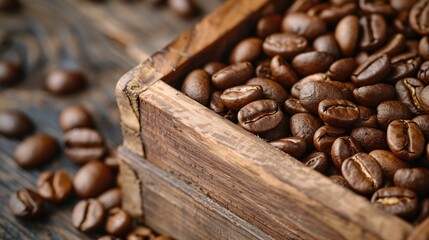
left=0, top=0, right=222, bottom=239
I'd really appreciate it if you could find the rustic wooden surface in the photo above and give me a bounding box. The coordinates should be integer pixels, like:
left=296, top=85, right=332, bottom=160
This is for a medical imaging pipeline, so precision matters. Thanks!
left=0, top=0, right=222, bottom=239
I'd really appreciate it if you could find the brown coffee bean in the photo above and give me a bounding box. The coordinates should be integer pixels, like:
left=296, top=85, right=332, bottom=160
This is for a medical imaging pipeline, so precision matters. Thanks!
left=391, top=0, right=419, bottom=11
left=59, top=105, right=93, bottom=132
left=351, top=54, right=391, bottom=86
left=181, top=69, right=210, bottom=106
left=203, top=62, right=226, bottom=76
left=229, top=37, right=263, bottom=64
left=373, top=34, right=406, bottom=58
left=281, top=13, right=327, bottom=39
left=359, top=0, right=394, bottom=15
left=104, top=153, right=120, bottom=172
left=37, top=170, right=73, bottom=203
left=212, top=62, right=254, bottom=90
left=245, top=77, right=288, bottom=104
left=303, top=152, right=328, bottom=173
left=387, top=120, right=425, bottom=161
left=318, top=99, right=359, bottom=128
left=395, top=78, right=425, bottom=115
left=359, top=14, right=388, bottom=51
left=394, top=168, right=429, bottom=196
left=255, top=61, right=272, bottom=79
left=98, top=236, right=120, bottom=240
left=44, top=69, right=86, bottom=95
left=329, top=175, right=351, bottom=189
left=0, top=60, right=20, bottom=85
left=327, top=58, right=357, bottom=82
left=371, top=187, right=418, bottom=220
left=291, top=73, right=331, bottom=98
left=257, top=15, right=282, bottom=38
left=209, top=91, right=226, bottom=115
left=299, top=81, right=348, bottom=114
left=287, top=0, right=318, bottom=13
left=290, top=113, right=322, bottom=145
left=269, top=137, right=307, bottom=159
left=72, top=199, right=105, bottom=233
left=98, top=188, right=121, bottom=210
left=351, top=127, right=388, bottom=152
left=313, top=125, right=346, bottom=155
left=342, top=153, right=383, bottom=195
left=308, top=2, right=357, bottom=24
left=369, top=150, right=409, bottom=180
left=388, top=52, right=423, bottom=82
left=237, top=99, right=284, bottom=134
left=331, top=136, right=363, bottom=169
left=394, top=11, right=420, bottom=39
left=353, top=84, right=395, bottom=108
left=127, top=226, right=155, bottom=240
left=418, top=61, right=429, bottom=84
left=270, top=55, right=298, bottom=88
left=377, top=101, right=413, bottom=129
left=419, top=37, right=429, bottom=60
left=9, top=188, right=44, bottom=219
left=64, top=128, right=106, bottom=165
left=14, top=134, right=59, bottom=168
left=312, top=34, right=341, bottom=59
left=335, top=15, right=359, bottom=57
left=355, top=51, right=370, bottom=65
left=413, top=115, right=429, bottom=140
left=262, top=32, right=308, bottom=59
left=292, top=51, right=334, bottom=76
left=284, top=98, right=308, bottom=115
left=0, top=110, right=33, bottom=138
left=167, top=0, right=199, bottom=18
left=420, top=86, right=429, bottom=114
left=409, top=0, right=429, bottom=36
left=220, top=85, right=263, bottom=111
left=354, top=105, right=378, bottom=128
left=105, top=208, right=132, bottom=237
left=415, top=198, right=429, bottom=224
left=73, top=161, right=113, bottom=198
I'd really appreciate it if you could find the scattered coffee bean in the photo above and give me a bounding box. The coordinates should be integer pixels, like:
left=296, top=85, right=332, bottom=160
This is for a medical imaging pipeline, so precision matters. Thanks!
left=359, top=14, right=387, bottom=51
left=387, top=120, right=425, bottom=161
left=181, top=69, right=211, bottom=106
left=105, top=208, right=133, bottom=237
left=73, top=161, right=113, bottom=198
left=212, top=62, right=254, bottom=90
left=270, top=55, right=298, bottom=88
left=63, top=128, right=105, bottom=165
left=220, top=85, right=263, bottom=111
left=292, top=51, right=334, bottom=77
left=9, top=188, right=44, bottom=219
left=269, top=137, right=307, bottom=159
left=0, top=110, right=33, bottom=138
left=369, top=150, right=409, bottom=180
left=413, top=115, right=429, bottom=140
left=395, top=78, right=425, bottom=115
left=167, top=0, right=199, bottom=18
left=256, top=15, right=282, bottom=38
left=37, top=170, right=73, bottom=203
left=44, top=69, right=86, bottom=95
left=290, top=113, right=322, bottom=145
left=313, top=125, right=346, bottom=155
left=376, top=101, right=413, bottom=129
left=0, top=60, right=20, bottom=85
left=353, top=84, right=396, bottom=108
left=329, top=175, right=351, bottom=189
left=351, top=127, right=388, bottom=152
left=354, top=106, right=378, bottom=128
left=335, top=15, right=359, bottom=57
left=284, top=98, right=308, bottom=115
left=127, top=226, right=155, bottom=240
left=59, top=105, right=93, bottom=132
left=98, top=188, right=121, bottom=210
left=14, top=134, right=59, bottom=168
left=351, top=54, right=391, bottom=86
left=229, top=37, right=263, bottom=64
left=203, top=62, right=226, bottom=76
left=418, top=61, right=429, bottom=84
left=409, top=0, right=429, bottom=36
left=318, top=99, right=359, bottom=128
left=245, top=77, right=288, bottom=104
left=237, top=99, right=284, bottom=134
left=331, top=136, right=363, bottom=169
left=371, top=187, right=418, bottom=220
left=262, top=32, right=308, bottom=59
left=72, top=199, right=105, bottom=233
left=303, top=151, right=328, bottom=173
left=299, top=81, right=348, bottom=114
left=419, top=37, right=429, bottom=60
left=281, top=12, right=327, bottom=39
left=327, top=58, right=357, bottom=82
left=388, top=52, right=422, bottom=82
left=394, top=168, right=429, bottom=196
left=312, top=34, right=341, bottom=59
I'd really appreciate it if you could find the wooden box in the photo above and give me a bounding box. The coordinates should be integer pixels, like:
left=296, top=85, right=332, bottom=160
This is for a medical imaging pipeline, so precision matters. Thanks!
left=115, top=0, right=422, bottom=239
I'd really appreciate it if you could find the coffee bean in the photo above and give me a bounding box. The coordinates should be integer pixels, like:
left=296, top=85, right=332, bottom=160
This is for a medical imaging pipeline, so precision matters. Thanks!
left=105, top=208, right=132, bottom=237
left=73, top=161, right=113, bottom=198
left=98, top=188, right=121, bottom=210
left=237, top=99, right=284, bottom=134
left=387, top=120, right=425, bottom=161
left=327, top=58, right=357, bottom=82
left=262, top=32, right=308, bottom=59
left=98, top=236, right=120, bottom=240
left=299, top=81, right=348, bottom=114
left=44, top=69, right=86, bottom=95
left=391, top=0, right=419, bottom=11
left=351, top=127, right=388, bottom=151
left=287, top=0, right=318, bottom=13
left=395, top=78, right=425, bottom=115
left=369, top=150, right=409, bottom=180
left=313, top=125, right=346, bottom=155
left=220, top=85, right=263, bottom=111
left=229, top=37, right=263, bottom=63
left=409, top=0, right=429, bottom=36
left=209, top=91, right=226, bottom=115
left=290, top=113, right=322, bottom=145
left=388, top=52, right=423, bottom=82
left=0, top=110, right=33, bottom=138
left=355, top=51, right=370, bottom=65
left=292, top=51, right=334, bottom=76
left=353, top=84, right=395, bottom=108
left=104, top=153, right=120, bottom=172
left=14, top=134, right=59, bottom=168
left=342, top=153, right=383, bottom=195
left=181, top=69, right=211, bottom=106
left=64, top=128, right=106, bottom=165
left=420, top=86, right=429, bottom=114
left=394, top=11, right=420, bottom=39
left=394, top=168, right=429, bottom=196
left=167, top=0, right=199, bottom=18
left=59, top=105, right=93, bottom=132
left=419, top=37, right=429, bottom=60
left=377, top=101, right=413, bottom=129
left=318, top=99, right=359, bottom=128
left=257, top=15, right=282, bottom=38
left=373, top=33, right=406, bottom=58
left=308, top=2, right=357, bottom=24
left=359, top=0, right=394, bottom=16
left=335, top=15, right=359, bottom=57
left=255, top=61, right=272, bottom=79
left=303, top=152, right=328, bottom=173
left=72, top=199, right=105, bottom=233
left=312, top=34, right=341, bottom=59
left=331, top=136, right=363, bottom=169
left=359, top=14, right=387, bottom=51
left=351, top=54, right=391, bottom=86
left=291, top=73, right=331, bottom=98
left=329, top=175, right=351, bottom=189
left=245, top=77, right=288, bottom=104
left=354, top=105, right=378, bottom=128
left=127, top=226, right=155, bottom=240
left=415, top=198, right=429, bottom=224
left=269, top=137, right=307, bottom=158
left=203, top=62, right=226, bottom=76
left=418, top=61, right=429, bottom=84
left=284, top=98, right=308, bottom=115
left=281, top=12, right=327, bottom=39
left=37, top=170, right=73, bottom=203
left=212, top=62, right=254, bottom=90
left=0, top=60, right=20, bottom=85
left=371, top=187, right=418, bottom=220
left=270, top=55, right=298, bottom=88
left=9, top=188, right=44, bottom=219
left=413, top=115, right=429, bottom=140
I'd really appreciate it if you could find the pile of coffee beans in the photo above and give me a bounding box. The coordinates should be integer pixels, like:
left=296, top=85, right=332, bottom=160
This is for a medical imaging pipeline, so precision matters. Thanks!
left=179, top=0, right=429, bottom=223
left=2, top=107, right=172, bottom=239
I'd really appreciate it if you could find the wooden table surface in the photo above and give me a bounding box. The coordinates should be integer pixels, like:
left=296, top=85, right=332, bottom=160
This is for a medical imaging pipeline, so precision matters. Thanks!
left=0, top=0, right=222, bottom=239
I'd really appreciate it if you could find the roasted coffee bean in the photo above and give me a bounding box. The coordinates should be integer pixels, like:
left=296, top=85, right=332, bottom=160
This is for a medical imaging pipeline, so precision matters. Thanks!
left=255, top=61, right=272, bottom=79
left=0, top=110, right=33, bottom=138
left=98, top=188, right=121, bottom=210
left=127, top=226, right=155, bottom=240
left=269, top=137, right=307, bottom=159
left=355, top=51, right=370, bottom=65
left=212, top=62, right=254, bottom=90
left=331, top=136, right=363, bottom=169
left=354, top=105, right=378, bottom=128
left=292, top=51, right=334, bottom=76
left=413, top=115, right=429, bottom=140
left=9, top=189, right=44, bottom=219
left=418, top=61, right=429, bottom=84
left=14, top=134, right=59, bottom=168
left=353, top=84, right=395, bottom=108
left=167, top=0, right=199, bottom=18
left=246, top=77, right=288, bottom=104
left=105, top=208, right=133, bottom=237
left=419, top=37, right=429, bottom=60
left=313, top=125, right=346, bottom=155
left=229, top=37, right=263, bottom=64
left=72, top=199, right=105, bottom=233
left=270, top=55, right=298, bottom=88
left=44, top=69, right=86, bottom=95
left=394, top=11, right=420, bottom=39
left=64, top=128, right=105, bottom=165
left=308, top=2, right=357, bottom=24
left=209, top=91, right=226, bottom=115
left=377, top=101, right=413, bottom=129
left=303, top=152, right=328, bottom=173
left=387, top=120, right=425, bottom=161
left=359, top=14, right=387, bottom=51
left=312, top=34, right=341, bottom=59
left=257, top=115, right=289, bottom=141
left=287, top=0, right=318, bottom=13
left=342, top=153, right=383, bottom=195
left=291, top=73, right=331, bottom=98
left=257, top=15, right=282, bottom=38
left=327, top=80, right=355, bottom=100
left=420, top=86, right=429, bottom=114
left=237, top=99, right=284, bottom=134
left=394, top=168, right=429, bottom=196
left=329, top=175, right=351, bottom=189
left=388, top=52, right=423, bottom=82
left=371, top=187, right=418, bottom=220
left=395, top=78, right=425, bottom=115
left=391, top=0, right=419, bottom=11
left=299, top=81, right=348, bottom=114
left=335, top=15, right=359, bottom=57
left=318, top=99, right=359, bottom=128
left=281, top=12, right=327, bottom=39
left=351, top=127, right=388, bottom=151
left=73, top=161, right=113, bottom=198
left=351, top=54, right=391, bottom=86
left=220, top=85, right=263, bottom=111
left=409, top=0, right=429, bottom=36
left=290, top=113, right=322, bottom=145
left=327, top=58, right=357, bottom=82
left=284, top=98, right=308, bottom=115
left=224, top=110, right=238, bottom=123
left=37, top=170, right=73, bottom=203
left=181, top=69, right=210, bottom=106
left=369, top=150, right=409, bottom=180
left=59, top=105, right=93, bottom=132
left=359, top=0, right=394, bottom=15
left=0, top=60, right=20, bottom=85
left=373, top=34, right=406, bottom=58
left=415, top=198, right=429, bottom=224
left=262, top=32, right=308, bottom=59
left=203, top=62, right=226, bottom=76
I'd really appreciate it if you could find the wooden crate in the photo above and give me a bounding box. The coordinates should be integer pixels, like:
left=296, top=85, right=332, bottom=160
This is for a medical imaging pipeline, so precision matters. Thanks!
left=115, top=0, right=419, bottom=239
